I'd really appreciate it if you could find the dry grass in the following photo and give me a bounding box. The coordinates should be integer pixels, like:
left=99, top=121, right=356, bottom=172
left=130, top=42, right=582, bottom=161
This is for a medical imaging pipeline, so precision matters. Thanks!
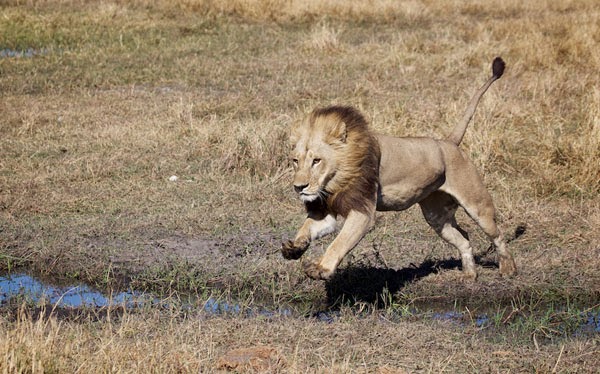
left=1, top=0, right=600, bottom=371
left=1, top=306, right=598, bottom=373
left=305, top=22, right=342, bottom=52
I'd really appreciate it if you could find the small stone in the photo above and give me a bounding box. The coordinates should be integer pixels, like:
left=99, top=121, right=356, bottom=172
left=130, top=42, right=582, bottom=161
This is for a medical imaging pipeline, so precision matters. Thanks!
left=216, top=346, right=285, bottom=372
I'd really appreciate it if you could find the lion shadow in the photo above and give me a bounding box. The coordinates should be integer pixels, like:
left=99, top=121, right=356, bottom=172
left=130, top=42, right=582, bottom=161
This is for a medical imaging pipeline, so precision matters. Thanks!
left=325, top=225, right=526, bottom=307
left=324, top=255, right=498, bottom=307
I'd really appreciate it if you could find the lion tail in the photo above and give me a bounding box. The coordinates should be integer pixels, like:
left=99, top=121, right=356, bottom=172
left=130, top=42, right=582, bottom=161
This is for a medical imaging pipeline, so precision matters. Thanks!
left=446, top=57, right=505, bottom=146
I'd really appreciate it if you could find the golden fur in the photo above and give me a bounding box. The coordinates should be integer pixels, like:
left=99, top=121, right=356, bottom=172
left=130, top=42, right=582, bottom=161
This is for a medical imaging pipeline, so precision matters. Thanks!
left=282, top=58, right=517, bottom=281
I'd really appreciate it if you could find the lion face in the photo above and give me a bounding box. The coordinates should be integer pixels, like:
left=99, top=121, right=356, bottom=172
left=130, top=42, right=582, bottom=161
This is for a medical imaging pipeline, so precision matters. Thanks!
left=289, top=107, right=380, bottom=217
left=290, top=132, right=340, bottom=203
left=289, top=112, right=348, bottom=203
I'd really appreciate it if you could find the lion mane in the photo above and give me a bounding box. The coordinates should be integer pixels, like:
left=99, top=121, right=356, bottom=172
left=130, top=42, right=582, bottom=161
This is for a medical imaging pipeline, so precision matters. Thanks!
left=305, top=106, right=380, bottom=217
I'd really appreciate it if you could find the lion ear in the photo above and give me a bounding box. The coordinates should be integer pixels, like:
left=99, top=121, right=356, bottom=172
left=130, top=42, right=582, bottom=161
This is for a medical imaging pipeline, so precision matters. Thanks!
left=330, top=121, right=347, bottom=143
left=289, top=121, right=304, bottom=145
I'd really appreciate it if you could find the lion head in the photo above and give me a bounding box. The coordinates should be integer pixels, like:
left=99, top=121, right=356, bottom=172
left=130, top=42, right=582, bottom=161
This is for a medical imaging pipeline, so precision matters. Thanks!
left=289, top=106, right=381, bottom=217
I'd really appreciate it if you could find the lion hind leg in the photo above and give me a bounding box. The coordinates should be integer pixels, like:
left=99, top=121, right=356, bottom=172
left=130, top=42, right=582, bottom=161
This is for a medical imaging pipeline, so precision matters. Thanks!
left=419, top=191, right=478, bottom=281
left=493, top=236, right=517, bottom=276
left=465, top=206, right=517, bottom=277
left=447, top=186, right=518, bottom=277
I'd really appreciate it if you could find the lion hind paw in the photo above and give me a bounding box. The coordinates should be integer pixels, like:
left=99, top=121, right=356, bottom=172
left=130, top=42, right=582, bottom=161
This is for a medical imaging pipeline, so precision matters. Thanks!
left=499, top=256, right=518, bottom=277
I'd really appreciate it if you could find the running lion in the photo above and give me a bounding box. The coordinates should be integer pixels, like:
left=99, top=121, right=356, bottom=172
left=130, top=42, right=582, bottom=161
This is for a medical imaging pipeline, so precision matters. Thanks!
left=282, top=57, right=517, bottom=281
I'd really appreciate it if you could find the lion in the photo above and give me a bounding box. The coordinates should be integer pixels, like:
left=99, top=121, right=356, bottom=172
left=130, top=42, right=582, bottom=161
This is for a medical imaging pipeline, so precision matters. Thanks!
left=282, top=57, right=517, bottom=281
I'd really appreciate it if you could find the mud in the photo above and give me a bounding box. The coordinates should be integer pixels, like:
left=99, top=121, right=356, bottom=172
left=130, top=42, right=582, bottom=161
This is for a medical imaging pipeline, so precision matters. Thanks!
left=105, top=231, right=281, bottom=276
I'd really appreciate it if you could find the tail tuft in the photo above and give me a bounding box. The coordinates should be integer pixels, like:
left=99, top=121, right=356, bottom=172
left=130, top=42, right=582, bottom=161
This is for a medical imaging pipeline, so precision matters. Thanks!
left=492, top=57, right=505, bottom=78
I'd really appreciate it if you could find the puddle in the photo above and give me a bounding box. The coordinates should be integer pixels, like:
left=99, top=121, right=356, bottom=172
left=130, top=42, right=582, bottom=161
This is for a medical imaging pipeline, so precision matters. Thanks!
left=431, top=309, right=600, bottom=336
left=0, top=273, right=155, bottom=308
left=432, top=311, right=489, bottom=327
left=0, top=48, right=50, bottom=58
left=580, top=311, right=600, bottom=334
left=0, top=273, right=292, bottom=318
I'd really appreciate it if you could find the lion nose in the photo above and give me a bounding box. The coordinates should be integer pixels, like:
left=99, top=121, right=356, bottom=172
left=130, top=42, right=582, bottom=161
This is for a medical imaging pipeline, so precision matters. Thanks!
left=294, top=184, right=308, bottom=194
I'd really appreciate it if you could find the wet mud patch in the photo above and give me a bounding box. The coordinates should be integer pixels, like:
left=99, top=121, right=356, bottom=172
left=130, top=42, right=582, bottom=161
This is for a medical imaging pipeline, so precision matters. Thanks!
left=93, top=229, right=288, bottom=298
left=149, top=230, right=280, bottom=263
left=1, top=271, right=599, bottom=345
left=97, top=229, right=279, bottom=271
left=141, top=231, right=281, bottom=273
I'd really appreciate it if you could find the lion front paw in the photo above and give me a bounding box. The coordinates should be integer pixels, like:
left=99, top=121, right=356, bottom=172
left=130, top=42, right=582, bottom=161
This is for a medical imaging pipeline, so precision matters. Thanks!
left=302, top=260, right=333, bottom=280
left=281, top=238, right=309, bottom=260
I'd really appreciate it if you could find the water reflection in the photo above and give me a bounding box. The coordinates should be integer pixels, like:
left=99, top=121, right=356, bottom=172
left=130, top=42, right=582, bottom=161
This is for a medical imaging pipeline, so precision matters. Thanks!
left=0, top=48, right=50, bottom=58
left=0, top=273, right=153, bottom=308
left=0, top=273, right=292, bottom=317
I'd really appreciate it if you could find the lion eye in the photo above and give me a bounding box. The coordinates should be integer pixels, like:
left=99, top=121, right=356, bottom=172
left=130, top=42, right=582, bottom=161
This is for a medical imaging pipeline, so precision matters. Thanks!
left=292, top=158, right=299, bottom=166
left=312, top=158, right=321, bottom=166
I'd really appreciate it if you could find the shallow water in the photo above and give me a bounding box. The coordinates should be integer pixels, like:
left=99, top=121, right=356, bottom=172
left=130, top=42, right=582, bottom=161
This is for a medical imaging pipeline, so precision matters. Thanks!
left=0, top=273, right=154, bottom=308
left=580, top=312, right=600, bottom=334
left=432, top=309, right=600, bottom=335
left=0, top=48, right=50, bottom=58
left=0, top=273, right=291, bottom=317
left=0, top=273, right=598, bottom=334
left=433, top=310, right=483, bottom=326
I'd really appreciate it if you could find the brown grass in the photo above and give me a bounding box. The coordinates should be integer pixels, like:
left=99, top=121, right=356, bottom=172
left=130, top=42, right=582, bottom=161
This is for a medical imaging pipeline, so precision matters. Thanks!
left=1, top=306, right=598, bottom=373
left=1, top=0, right=600, bottom=371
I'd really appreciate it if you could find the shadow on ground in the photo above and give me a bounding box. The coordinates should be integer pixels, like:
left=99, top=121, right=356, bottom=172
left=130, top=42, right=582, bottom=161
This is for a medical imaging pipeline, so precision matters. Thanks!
left=325, top=225, right=528, bottom=307
left=325, top=256, right=498, bottom=307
